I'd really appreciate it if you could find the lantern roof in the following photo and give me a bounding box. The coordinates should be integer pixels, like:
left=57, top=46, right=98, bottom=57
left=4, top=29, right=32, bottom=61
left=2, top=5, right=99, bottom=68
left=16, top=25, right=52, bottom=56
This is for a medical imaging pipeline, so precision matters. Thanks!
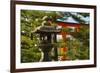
left=34, top=26, right=61, bottom=34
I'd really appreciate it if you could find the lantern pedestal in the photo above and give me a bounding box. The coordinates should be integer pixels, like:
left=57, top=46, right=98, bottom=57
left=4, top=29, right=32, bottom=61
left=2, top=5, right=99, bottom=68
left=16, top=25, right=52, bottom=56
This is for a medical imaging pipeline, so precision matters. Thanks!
left=39, top=43, right=53, bottom=61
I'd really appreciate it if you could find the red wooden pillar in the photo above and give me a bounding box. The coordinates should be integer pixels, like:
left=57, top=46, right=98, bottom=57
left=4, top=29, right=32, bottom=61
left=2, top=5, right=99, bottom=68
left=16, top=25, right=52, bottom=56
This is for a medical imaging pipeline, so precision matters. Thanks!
left=60, top=28, right=67, bottom=60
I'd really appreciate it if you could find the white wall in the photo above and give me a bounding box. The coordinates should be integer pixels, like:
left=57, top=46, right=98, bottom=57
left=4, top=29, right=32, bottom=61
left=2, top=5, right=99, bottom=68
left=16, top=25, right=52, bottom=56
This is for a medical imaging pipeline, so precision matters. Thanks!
left=0, top=0, right=100, bottom=73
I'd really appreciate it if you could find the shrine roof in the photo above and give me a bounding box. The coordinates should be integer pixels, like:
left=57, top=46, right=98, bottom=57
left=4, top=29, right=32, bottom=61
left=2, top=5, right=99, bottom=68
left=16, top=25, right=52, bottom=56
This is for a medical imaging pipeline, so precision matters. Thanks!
left=56, top=13, right=90, bottom=25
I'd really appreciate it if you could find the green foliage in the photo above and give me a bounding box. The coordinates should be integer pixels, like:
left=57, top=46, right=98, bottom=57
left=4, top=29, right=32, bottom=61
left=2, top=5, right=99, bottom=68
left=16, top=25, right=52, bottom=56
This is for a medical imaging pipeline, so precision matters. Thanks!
left=21, top=35, right=41, bottom=63
left=21, top=36, right=33, bottom=49
left=21, top=48, right=41, bottom=62
left=66, top=27, right=89, bottom=60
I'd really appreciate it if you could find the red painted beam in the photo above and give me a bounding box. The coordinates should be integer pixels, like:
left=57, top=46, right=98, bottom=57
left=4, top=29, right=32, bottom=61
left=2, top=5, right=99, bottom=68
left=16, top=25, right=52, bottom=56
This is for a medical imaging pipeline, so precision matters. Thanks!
left=57, top=22, right=80, bottom=27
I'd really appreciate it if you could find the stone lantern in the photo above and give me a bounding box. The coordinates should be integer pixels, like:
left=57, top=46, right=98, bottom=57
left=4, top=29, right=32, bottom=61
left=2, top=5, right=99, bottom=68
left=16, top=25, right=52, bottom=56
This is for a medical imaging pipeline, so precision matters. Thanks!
left=33, top=25, right=60, bottom=61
